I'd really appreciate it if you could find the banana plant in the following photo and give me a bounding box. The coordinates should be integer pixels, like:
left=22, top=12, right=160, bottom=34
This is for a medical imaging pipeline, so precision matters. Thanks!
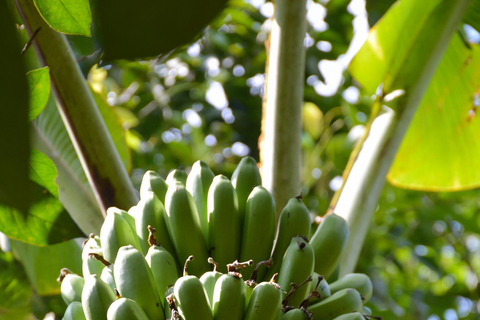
left=1, top=0, right=480, bottom=317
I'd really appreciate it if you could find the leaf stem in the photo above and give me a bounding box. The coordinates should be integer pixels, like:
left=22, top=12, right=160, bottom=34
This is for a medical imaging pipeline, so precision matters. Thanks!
left=16, top=0, right=138, bottom=215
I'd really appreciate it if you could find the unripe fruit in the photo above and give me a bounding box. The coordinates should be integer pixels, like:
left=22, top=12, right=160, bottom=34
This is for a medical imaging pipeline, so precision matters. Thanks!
left=59, top=270, right=85, bottom=305
left=63, top=301, right=86, bottom=320
left=107, top=298, right=150, bottom=320
left=114, top=245, right=164, bottom=320
left=140, top=170, right=168, bottom=203
left=212, top=273, right=245, bottom=320
left=310, top=214, right=349, bottom=279
left=186, top=160, right=214, bottom=243
left=82, top=274, right=116, bottom=320
left=174, top=275, right=213, bottom=319
left=244, top=281, right=282, bottom=320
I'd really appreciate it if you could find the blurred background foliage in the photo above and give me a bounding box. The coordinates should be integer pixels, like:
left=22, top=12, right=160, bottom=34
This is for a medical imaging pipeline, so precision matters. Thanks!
left=2, top=0, right=480, bottom=319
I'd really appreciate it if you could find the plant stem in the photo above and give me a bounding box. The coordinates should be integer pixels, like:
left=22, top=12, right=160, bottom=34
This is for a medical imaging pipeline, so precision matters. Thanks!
left=261, top=0, right=307, bottom=222
left=16, top=0, right=138, bottom=215
left=333, top=0, right=471, bottom=276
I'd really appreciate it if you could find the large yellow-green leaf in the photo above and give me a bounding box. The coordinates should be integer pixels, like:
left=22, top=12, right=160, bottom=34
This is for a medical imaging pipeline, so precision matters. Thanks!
left=349, top=0, right=478, bottom=191
left=350, top=0, right=460, bottom=95
left=388, top=36, right=480, bottom=190
left=33, top=0, right=91, bottom=36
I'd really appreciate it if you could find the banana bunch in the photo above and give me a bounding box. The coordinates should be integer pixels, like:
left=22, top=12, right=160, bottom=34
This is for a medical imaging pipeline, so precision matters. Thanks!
left=58, top=157, right=379, bottom=320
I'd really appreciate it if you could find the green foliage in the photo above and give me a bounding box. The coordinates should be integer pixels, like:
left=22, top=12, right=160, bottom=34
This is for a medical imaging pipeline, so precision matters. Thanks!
left=0, top=251, right=32, bottom=319
left=10, top=238, right=82, bottom=296
left=92, top=0, right=229, bottom=60
left=358, top=185, right=480, bottom=319
left=33, top=0, right=91, bottom=36
left=32, top=97, right=104, bottom=235
left=0, top=150, right=84, bottom=245
left=389, top=35, right=480, bottom=190
left=350, top=0, right=461, bottom=94
left=351, top=0, right=480, bottom=191
left=464, top=0, right=480, bottom=32
left=0, top=2, right=31, bottom=214
left=27, top=67, right=50, bottom=121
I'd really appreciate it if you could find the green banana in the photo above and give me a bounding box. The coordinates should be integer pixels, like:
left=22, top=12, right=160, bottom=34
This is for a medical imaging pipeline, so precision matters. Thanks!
left=113, top=207, right=141, bottom=246
left=100, top=208, right=143, bottom=263
left=82, top=235, right=105, bottom=277
left=107, top=298, right=150, bottom=320
left=329, top=273, right=373, bottom=303
left=239, top=186, right=275, bottom=278
left=200, top=258, right=223, bottom=307
left=135, top=191, right=176, bottom=257
left=208, top=175, right=241, bottom=272
left=173, top=256, right=213, bottom=320
left=59, top=269, right=85, bottom=305
left=164, top=182, right=210, bottom=276
left=82, top=274, right=116, bottom=320
left=63, top=301, right=86, bottom=320
left=186, top=160, right=214, bottom=243
left=265, top=196, right=311, bottom=281
left=212, top=272, right=246, bottom=320
left=100, top=265, right=116, bottom=292
left=166, top=169, right=188, bottom=186
left=244, top=280, right=282, bottom=320
left=308, top=288, right=363, bottom=320
left=231, top=156, right=262, bottom=235
left=331, top=312, right=365, bottom=320
left=281, top=309, right=309, bottom=320
left=244, top=259, right=272, bottom=310
left=145, top=244, right=180, bottom=306
left=244, top=280, right=256, bottom=312
left=114, top=245, right=164, bottom=320
left=277, top=237, right=315, bottom=308
left=309, top=213, right=349, bottom=279
left=313, top=272, right=330, bottom=299
left=140, top=170, right=168, bottom=203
